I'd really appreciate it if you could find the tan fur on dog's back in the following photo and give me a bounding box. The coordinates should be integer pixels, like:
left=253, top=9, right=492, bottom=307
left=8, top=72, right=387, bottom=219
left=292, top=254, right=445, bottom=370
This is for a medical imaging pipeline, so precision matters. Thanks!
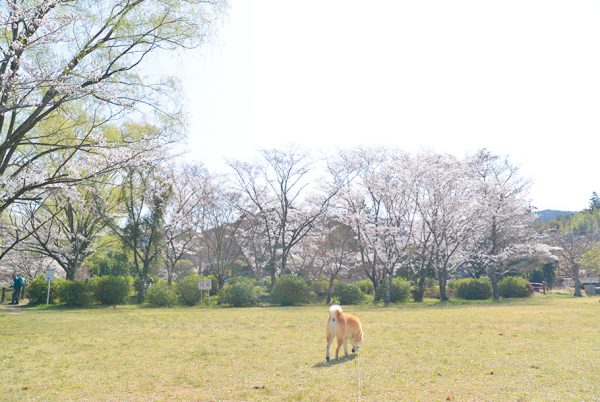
left=325, top=305, right=363, bottom=361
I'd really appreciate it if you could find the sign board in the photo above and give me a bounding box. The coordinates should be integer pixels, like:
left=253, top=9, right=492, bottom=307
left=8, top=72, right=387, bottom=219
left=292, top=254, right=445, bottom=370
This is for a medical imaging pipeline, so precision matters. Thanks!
left=198, top=279, right=212, bottom=291
left=44, top=268, right=55, bottom=282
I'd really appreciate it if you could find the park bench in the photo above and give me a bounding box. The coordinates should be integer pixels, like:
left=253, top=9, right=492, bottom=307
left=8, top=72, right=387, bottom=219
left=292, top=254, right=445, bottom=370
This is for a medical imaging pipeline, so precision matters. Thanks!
left=528, top=282, right=547, bottom=294
left=583, top=284, right=600, bottom=296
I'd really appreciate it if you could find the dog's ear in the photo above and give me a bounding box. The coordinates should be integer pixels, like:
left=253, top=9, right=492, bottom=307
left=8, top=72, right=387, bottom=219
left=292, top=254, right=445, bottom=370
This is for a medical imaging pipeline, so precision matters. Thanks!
left=336, top=309, right=342, bottom=319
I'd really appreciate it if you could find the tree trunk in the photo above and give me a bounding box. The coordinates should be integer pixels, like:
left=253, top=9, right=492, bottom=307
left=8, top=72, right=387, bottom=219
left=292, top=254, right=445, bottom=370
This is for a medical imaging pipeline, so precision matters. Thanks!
left=326, top=275, right=335, bottom=304
left=269, top=263, right=276, bottom=288
left=438, top=272, right=448, bottom=302
left=65, top=260, right=81, bottom=281
left=490, top=272, right=499, bottom=301
left=136, top=276, right=146, bottom=304
left=413, top=272, right=427, bottom=302
left=384, top=272, right=392, bottom=306
left=167, top=269, right=173, bottom=286
left=573, top=264, right=582, bottom=297
left=137, top=260, right=150, bottom=303
left=65, top=269, right=76, bottom=281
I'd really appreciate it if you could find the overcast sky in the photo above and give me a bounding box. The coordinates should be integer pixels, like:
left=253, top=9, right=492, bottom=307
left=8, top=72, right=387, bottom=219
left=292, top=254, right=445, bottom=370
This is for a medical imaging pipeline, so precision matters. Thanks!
left=157, top=0, right=600, bottom=212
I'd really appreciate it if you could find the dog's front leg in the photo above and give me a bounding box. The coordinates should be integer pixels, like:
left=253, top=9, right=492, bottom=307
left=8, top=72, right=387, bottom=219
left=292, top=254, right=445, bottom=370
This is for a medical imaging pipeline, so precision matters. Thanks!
left=326, top=335, right=333, bottom=361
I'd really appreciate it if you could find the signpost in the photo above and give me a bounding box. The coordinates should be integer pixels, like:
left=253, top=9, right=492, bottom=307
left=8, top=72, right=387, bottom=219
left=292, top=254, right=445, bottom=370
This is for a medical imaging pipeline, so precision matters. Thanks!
left=44, top=268, right=55, bottom=306
left=198, top=279, right=212, bottom=306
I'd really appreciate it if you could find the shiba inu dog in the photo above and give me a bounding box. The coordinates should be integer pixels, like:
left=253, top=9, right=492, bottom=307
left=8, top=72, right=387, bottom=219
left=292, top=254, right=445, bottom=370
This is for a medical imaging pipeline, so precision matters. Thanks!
left=326, top=304, right=363, bottom=361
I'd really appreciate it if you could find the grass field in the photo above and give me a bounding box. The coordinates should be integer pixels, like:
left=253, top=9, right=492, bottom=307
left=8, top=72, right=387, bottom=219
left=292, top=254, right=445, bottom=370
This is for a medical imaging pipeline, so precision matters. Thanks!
left=1, top=295, right=599, bottom=401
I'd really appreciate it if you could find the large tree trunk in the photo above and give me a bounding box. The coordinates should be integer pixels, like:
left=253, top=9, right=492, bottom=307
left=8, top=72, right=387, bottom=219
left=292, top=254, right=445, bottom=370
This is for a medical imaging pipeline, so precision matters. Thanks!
left=438, top=271, right=448, bottom=301
left=268, top=259, right=277, bottom=288
left=490, top=271, right=500, bottom=301
left=136, top=261, right=150, bottom=303
left=167, top=267, right=174, bottom=286
left=413, top=271, right=427, bottom=302
left=136, top=276, right=146, bottom=303
left=65, top=268, right=76, bottom=281
left=383, top=272, right=392, bottom=306
left=217, top=274, right=226, bottom=290
left=573, top=264, right=582, bottom=297
left=326, top=275, right=335, bottom=304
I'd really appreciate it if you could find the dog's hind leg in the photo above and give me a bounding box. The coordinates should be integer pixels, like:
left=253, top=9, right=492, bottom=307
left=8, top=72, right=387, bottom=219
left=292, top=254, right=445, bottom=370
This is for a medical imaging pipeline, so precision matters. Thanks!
left=335, top=337, right=343, bottom=360
left=343, top=337, right=349, bottom=357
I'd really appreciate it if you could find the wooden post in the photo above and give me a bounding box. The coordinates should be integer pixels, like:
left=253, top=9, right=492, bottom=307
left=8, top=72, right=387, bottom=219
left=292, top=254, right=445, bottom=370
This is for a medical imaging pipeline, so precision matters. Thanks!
left=1, top=287, right=5, bottom=303
left=542, top=281, right=547, bottom=295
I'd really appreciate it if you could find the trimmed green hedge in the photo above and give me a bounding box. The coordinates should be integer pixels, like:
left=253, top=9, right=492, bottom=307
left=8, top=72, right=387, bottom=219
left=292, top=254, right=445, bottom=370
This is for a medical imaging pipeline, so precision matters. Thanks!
left=218, top=278, right=261, bottom=307
left=334, top=282, right=365, bottom=305
left=375, top=278, right=411, bottom=303
left=454, top=278, right=492, bottom=300
left=92, top=276, right=132, bottom=305
left=58, top=280, right=94, bottom=306
left=499, top=276, right=531, bottom=298
left=26, top=276, right=64, bottom=304
left=146, top=280, right=178, bottom=307
left=356, top=279, right=374, bottom=295
left=270, top=275, right=311, bottom=306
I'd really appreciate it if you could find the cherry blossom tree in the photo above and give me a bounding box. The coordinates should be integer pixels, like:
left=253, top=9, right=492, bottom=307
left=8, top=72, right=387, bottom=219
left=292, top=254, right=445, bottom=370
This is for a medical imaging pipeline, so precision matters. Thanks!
left=196, top=174, right=242, bottom=289
left=466, top=150, right=543, bottom=300
left=411, top=152, right=481, bottom=301
left=287, top=215, right=359, bottom=302
left=329, top=147, right=418, bottom=304
left=0, top=248, right=57, bottom=282
left=328, top=147, right=387, bottom=292
left=0, top=0, right=226, bottom=213
left=228, top=147, right=336, bottom=285
left=162, top=163, right=208, bottom=285
left=14, top=179, right=116, bottom=280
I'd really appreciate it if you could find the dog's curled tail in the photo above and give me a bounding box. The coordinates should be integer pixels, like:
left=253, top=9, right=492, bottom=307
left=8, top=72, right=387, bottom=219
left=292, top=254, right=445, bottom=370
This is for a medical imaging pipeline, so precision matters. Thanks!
left=329, top=304, right=342, bottom=320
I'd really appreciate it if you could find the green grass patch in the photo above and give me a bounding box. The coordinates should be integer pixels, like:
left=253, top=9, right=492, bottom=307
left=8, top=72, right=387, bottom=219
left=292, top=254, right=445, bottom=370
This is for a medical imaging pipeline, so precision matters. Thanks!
left=1, top=296, right=599, bottom=400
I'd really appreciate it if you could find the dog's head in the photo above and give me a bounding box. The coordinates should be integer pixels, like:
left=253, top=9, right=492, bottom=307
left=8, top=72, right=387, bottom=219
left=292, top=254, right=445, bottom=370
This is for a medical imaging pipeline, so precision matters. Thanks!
left=352, top=331, right=363, bottom=353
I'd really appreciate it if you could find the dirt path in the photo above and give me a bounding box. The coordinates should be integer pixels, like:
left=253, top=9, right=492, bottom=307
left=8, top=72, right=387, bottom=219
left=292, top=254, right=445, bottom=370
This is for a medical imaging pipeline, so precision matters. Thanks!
left=0, top=303, right=26, bottom=314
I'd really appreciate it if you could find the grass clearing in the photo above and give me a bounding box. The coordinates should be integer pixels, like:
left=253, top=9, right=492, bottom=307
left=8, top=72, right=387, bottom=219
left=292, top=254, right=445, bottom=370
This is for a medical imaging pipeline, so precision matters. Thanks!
left=1, top=296, right=599, bottom=401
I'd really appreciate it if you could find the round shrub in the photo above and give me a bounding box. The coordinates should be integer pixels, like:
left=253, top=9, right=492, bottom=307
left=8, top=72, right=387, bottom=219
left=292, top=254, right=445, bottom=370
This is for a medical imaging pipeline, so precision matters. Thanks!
left=499, top=276, right=531, bottom=298
left=26, top=275, right=64, bottom=305
left=375, top=278, right=411, bottom=303
left=424, top=285, right=440, bottom=299
left=92, top=276, right=132, bottom=305
left=356, top=279, right=374, bottom=295
left=146, top=280, right=178, bottom=307
left=218, top=278, right=260, bottom=307
left=310, top=279, right=331, bottom=301
left=334, top=282, right=365, bottom=305
left=58, top=280, right=94, bottom=306
left=270, top=275, right=311, bottom=306
left=454, top=278, right=492, bottom=300
left=176, top=274, right=203, bottom=306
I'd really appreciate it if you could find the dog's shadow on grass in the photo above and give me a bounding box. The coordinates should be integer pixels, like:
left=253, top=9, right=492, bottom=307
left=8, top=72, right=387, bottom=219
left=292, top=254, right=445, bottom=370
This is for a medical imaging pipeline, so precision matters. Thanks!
left=312, top=354, right=357, bottom=368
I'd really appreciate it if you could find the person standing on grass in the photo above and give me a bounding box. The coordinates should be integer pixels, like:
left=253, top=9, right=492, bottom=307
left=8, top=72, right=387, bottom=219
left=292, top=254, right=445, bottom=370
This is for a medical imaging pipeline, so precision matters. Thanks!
left=10, top=275, right=26, bottom=305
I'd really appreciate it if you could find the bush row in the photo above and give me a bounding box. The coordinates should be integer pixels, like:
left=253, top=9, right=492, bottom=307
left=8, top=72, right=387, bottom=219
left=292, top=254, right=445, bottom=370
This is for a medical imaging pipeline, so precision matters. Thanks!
left=27, top=275, right=132, bottom=306
left=451, top=277, right=532, bottom=299
left=25, top=273, right=532, bottom=307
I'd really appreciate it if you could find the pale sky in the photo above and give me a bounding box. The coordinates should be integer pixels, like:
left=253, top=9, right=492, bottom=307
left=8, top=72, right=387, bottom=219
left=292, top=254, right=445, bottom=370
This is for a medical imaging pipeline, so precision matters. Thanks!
left=157, top=0, right=600, bottom=212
